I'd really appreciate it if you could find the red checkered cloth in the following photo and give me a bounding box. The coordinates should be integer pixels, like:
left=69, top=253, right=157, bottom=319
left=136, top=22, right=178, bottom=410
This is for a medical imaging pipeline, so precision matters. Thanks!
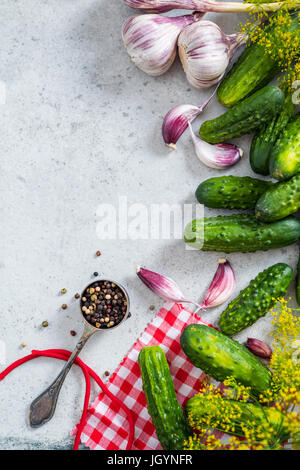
left=72, top=302, right=213, bottom=450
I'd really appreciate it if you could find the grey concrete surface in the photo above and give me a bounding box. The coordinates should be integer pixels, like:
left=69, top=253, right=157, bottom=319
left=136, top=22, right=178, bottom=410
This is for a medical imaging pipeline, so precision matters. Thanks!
left=0, top=0, right=298, bottom=450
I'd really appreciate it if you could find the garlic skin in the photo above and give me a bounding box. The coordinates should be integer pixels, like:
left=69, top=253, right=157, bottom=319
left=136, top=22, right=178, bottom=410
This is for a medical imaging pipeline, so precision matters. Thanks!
left=198, top=259, right=235, bottom=309
left=123, top=0, right=202, bottom=12
left=122, top=0, right=289, bottom=14
left=178, top=21, right=242, bottom=88
left=189, top=122, right=243, bottom=169
left=136, top=265, right=200, bottom=308
left=162, top=104, right=202, bottom=150
left=122, top=13, right=204, bottom=76
left=162, top=88, right=217, bottom=149
left=246, top=338, right=272, bottom=359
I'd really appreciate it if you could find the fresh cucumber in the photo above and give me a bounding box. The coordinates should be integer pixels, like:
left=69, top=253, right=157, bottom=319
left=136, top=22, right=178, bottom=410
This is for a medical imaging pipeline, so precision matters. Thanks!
left=200, top=86, right=285, bottom=144
left=255, top=174, right=300, bottom=222
left=184, top=214, right=300, bottom=253
left=196, top=176, right=274, bottom=210
left=219, top=263, right=293, bottom=335
left=186, top=395, right=290, bottom=444
left=269, top=113, right=300, bottom=181
left=138, top=346, right=191, bottom=450
left=217, top=44, right=278, bottom=108
left=250, top=94, right=295, bottom=175
left=217, top=13, right=299, bottom=108
left=180, top=324, right=271, bottom=395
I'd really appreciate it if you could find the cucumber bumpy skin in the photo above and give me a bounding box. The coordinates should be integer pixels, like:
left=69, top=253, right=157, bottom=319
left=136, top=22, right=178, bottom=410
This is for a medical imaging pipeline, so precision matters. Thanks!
left=217, top=44, right=279, bottom=108
left=250, top=94, right=295, bottom=176
left=200, top=86, right=285, bottom=144
left=184, top=214, right=300, bottom=253
left=180, top=324, right=271, bottom=395
left=186, top=395, right=290, bottom=444
left=269, top=113, right=300, bottom=181
left=138, top=346, right=191, bottom=450
left=217, top=13, right=299, bottom=108
left=196, top=176, right=274, bottom=210
left=219, top=263, right=293, bottom=336
left=255, top=173, right=300, bottom=222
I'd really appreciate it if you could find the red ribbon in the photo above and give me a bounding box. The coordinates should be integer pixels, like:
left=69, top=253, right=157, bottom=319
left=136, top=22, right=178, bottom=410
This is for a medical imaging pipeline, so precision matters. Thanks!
left=0, top=349, right=134, bottom=450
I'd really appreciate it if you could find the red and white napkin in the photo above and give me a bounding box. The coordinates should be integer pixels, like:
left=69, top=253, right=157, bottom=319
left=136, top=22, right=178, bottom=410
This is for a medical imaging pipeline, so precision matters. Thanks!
left=72, top=303, right=213, bottom=450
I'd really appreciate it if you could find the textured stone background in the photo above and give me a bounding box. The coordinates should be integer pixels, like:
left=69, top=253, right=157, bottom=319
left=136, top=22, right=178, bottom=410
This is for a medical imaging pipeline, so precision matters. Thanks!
left=0, top=0, right=298, bottom=450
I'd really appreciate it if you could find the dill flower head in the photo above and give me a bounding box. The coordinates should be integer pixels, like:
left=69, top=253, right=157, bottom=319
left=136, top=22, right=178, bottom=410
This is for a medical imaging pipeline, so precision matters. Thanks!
left=184, top=298, right=300, bottom=451
left=239, top=1, right=300, bottom=90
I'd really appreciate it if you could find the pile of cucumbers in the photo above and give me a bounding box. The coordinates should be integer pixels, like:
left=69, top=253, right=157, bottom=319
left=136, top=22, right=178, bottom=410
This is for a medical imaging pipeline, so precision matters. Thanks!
left=138, top=16, right=300, bottom=451
left=185, top=89, right=300, bottom=253
left=184, top=16, right=300, bottom=319
left=139, top=337, right=290, bottom=450
left=185, top=11, right=300, bottom=245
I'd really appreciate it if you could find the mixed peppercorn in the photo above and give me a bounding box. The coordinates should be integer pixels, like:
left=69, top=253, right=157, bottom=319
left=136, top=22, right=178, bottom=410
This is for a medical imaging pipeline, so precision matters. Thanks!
left=81, top=280, right=128, bottom=329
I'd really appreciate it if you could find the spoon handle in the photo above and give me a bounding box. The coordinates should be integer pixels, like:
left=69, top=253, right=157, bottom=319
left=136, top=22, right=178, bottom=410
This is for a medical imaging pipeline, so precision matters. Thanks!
left=29, top=323, right=96, bottom=428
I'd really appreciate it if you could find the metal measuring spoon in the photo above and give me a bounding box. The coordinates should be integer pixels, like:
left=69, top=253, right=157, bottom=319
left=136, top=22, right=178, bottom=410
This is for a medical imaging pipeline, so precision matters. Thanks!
left=29, top=279, right=130, bottom=428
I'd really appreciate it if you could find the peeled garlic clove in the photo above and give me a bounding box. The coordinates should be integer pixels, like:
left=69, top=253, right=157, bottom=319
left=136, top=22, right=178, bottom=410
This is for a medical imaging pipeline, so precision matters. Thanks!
left=246, top=338, right=272, bottom=359
left=162, top=87, right=217, bottom=149
left=199, top=258, right=235, bottom=309
left=136, top=265, right=200, bottom=307
left=122, top=12, right=204, bottom=76
left=178, top=20, right=243, bottom=89
left=189, top=122, right=243, bottom=169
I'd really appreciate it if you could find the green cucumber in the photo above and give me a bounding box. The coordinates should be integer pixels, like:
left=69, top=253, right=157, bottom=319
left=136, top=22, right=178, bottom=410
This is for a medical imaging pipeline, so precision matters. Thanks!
left=180, top=324, right=271, bottom=395
left=217, top=44, right=279, bottom=108
left=297, top=248, right=300, bottom=306
left=200, top=86, right=285, bottom=144
left=250, top=94, right=295, bottom=175
left=184, top=214, right=300, bottom=253
left=196, top=176, right=274, bottom=210
left=269, top=113, right=300, bottom=181
left=219, top=263, right=293, bottom=335
left=255, top=174, right=300, bottom=222
left=186, top=395, right=290, bottom=444
left=217, top=13, right=299, bottom=108
left=138, top=346, right=191, bottom=450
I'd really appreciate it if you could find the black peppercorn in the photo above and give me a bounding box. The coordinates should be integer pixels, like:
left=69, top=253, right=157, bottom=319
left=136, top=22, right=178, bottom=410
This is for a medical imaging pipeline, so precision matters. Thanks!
left=81, top=280, right=127, bottom=330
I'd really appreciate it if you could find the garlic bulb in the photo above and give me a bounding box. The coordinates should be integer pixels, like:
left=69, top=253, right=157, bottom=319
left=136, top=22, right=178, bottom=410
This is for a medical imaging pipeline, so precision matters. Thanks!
left=189, top=122, right=243, bottom=169
left=122, top=12, right=204, bottom=76
left=162, top=87, right=217, bottom=149
left=178, top=21, right=244, bottom=88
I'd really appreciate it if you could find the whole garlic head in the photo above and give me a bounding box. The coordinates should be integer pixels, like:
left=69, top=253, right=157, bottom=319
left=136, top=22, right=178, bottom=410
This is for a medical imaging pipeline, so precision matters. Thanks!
left=178, top=20, right=241, bottom=88
left=122, top=13, right=204, bottom=76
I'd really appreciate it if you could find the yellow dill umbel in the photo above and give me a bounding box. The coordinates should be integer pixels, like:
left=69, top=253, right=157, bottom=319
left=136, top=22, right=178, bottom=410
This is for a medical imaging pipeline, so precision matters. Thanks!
left=239, top=1, right=300, bottom=91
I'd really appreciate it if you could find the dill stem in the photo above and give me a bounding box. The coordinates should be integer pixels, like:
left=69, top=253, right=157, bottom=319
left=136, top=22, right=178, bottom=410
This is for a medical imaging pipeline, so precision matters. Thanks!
left=202, top=1, right=300, bottom=12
